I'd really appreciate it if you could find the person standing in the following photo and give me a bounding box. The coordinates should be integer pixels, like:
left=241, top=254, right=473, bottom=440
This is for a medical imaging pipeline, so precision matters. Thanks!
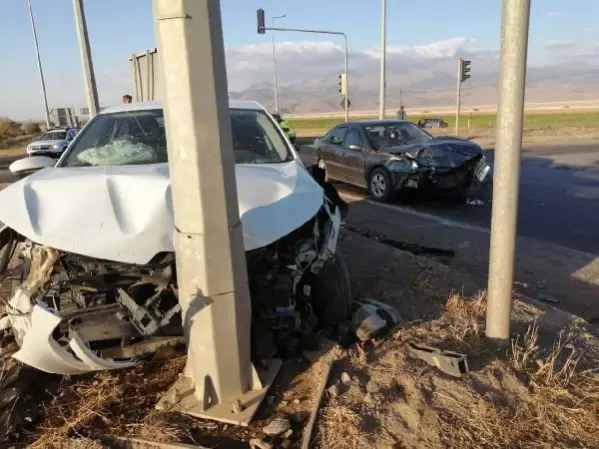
left=397, top=105, right=407, bottom=120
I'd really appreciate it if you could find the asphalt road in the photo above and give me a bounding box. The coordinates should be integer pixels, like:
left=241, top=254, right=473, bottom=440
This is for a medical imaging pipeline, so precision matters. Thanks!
left=3, top=141, right=599, bottom=254
left=297, top=139, right=599, bottom=255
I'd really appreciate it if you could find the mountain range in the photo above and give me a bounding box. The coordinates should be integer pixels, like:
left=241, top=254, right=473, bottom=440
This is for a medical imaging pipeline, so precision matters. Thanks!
left=228, top=52, right=599, bottom=114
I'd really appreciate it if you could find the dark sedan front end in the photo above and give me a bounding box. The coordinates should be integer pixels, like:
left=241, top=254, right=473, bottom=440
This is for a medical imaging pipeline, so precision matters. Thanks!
left=382, top=139, right=490, bottom=198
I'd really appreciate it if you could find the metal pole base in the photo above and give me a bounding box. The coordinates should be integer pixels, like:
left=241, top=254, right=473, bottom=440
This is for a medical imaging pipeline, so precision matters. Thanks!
left=156, top=358, right=281, bottom=426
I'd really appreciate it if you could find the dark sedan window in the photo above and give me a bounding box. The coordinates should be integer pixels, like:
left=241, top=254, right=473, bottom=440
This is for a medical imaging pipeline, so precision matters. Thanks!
left=325, top=126, right=348, bottom=145
left=344, top=128, right=364, bottom=148
left=364, top=122, right=433, bottom=150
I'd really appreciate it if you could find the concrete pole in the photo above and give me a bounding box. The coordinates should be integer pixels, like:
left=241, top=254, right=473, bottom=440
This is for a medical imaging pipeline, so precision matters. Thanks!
left=486, top=0, right=531, bottom=344
left=271, top=15, right=286, bottom=112
left=378, top=0, right=387, bottom=119
left=72, top=0, right=99, bottom=118
left=26, top=0, right=51, bottom=129
left=455, top=59, right=461, bottom=136
left=153, top=0, right=278, bottom=424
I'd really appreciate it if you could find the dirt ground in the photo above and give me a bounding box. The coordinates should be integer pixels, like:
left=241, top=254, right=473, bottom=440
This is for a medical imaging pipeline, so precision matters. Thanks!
left=2, top=228, right=598, bottom=449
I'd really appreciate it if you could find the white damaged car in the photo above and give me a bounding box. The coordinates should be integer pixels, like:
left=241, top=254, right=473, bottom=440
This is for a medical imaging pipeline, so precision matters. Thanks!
left=0, top=101, right=352, bottom=375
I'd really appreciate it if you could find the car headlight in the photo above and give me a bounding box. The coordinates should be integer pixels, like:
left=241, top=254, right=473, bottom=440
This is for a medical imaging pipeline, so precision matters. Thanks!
left=52, top=143, right=61, bottom=150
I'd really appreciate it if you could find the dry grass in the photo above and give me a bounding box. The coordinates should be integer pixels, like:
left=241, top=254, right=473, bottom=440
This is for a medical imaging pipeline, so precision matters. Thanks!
left=319, top=402, right=370, bottom=449
left=27, top=356, right=188, bottom=448
left=437, top=306, right=599, bottom=449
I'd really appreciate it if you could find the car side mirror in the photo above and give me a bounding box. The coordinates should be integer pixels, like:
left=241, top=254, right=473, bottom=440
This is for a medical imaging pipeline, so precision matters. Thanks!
left=348, top=144, right=362, bottom=151
left=9, top=156, right=55, bottom=179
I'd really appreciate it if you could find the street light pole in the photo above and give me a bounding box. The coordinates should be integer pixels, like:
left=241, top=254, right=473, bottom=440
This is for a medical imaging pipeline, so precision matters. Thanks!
left=153, top=0, right=279, bottom=425
left=486, top=0, right=531, bottom=344
left=378, top=0, right=387, bottom=119
left=26, top=0, right=51, bottom=129
left=271, top=14, right=286, bottom=112
left=72, top=0, right=100, bottom=118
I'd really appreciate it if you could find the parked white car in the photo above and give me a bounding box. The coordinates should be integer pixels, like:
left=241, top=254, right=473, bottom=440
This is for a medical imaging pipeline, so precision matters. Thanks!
left=0, top=100, right=351, bottom=375
left=26, top=127, right=78, bottom=158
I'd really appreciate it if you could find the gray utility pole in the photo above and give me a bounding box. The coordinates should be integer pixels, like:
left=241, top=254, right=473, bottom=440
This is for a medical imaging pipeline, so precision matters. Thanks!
left=153, top=0, right=280, bottom=425
left=264, top=23, right=349, bottom=121
left=455, top=58, right=462, bottom=136
left=485, top=0, right=531, bottom=344
left=378, top=0, right=387, bottom=119
left=72, top=0, right=100, bottom=118
left=26, top=0, right=51, bottom=129
left=271, top=14, right=286, bottom=112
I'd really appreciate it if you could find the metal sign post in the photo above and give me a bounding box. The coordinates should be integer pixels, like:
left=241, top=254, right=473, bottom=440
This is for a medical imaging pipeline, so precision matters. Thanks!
left=26, top=0, right=51, bottom=129
left=154, top=0, right=280, bottom=425
left=486, top=0, right=531, bottom=344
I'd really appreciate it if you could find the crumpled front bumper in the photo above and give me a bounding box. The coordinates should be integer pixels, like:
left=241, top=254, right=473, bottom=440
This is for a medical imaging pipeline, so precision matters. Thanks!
left=6, top=202, right=342, bottom=376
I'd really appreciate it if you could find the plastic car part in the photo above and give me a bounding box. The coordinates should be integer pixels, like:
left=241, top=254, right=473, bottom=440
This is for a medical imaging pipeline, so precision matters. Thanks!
left=12, top=305, right=138, bottom=375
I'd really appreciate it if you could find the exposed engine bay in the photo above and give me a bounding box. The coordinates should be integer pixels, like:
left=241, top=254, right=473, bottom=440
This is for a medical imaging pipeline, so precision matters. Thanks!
left=0, top=201, right=342, bottom=376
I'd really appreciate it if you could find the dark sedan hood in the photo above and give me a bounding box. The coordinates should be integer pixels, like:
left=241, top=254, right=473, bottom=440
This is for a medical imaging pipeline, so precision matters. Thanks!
left=383, top=138, right=482, bottom=168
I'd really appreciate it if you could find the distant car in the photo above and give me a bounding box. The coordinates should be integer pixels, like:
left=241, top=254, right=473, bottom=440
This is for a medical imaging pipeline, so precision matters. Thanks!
left=315, top=119, right=490, bottom=202
left=418, top=118, right=449, bottom=129
left=26, top=127, right=78, bottom=158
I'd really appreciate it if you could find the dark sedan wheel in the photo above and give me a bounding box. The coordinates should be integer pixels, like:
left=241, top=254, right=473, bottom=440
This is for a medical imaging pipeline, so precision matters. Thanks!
left=368, top=168, right=392, bottom=202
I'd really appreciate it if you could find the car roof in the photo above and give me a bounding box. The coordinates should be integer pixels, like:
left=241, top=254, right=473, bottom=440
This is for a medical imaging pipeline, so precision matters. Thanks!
left=99, top=100, right=265, bottom=115
left=351, top=119, right=410, bottom=126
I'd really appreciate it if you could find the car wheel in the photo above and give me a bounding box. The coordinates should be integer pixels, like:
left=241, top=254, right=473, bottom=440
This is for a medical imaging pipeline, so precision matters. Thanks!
left=368, top=168, right=392, bottom=202
left=309, top=253, right=352, bottom=326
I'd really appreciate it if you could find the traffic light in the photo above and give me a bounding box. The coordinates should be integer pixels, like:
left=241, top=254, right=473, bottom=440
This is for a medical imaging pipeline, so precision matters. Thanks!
left=257, top=8, right=265, bottom=34
left=338, top=73, right=347, bottom=96
left=460, top=59, right=471, bottom=83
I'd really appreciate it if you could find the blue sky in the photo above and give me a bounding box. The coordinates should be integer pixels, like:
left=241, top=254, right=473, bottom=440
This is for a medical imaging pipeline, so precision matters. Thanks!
left=1, top=0, right=597, bottom=120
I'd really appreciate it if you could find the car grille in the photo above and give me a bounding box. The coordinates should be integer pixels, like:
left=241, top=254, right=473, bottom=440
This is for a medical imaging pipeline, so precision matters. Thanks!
left=30, top=145, right=51, bottom=152
left=432, top=168, right=469, bottom=189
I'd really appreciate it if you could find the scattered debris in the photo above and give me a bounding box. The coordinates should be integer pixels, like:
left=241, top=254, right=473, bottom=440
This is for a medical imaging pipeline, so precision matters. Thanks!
left=282, top=429, right=294, bottom=439
left=344, top=224, right=455, bottom=258
left=250, top=438, right=274, bottom=449
left=465, top=198, right=484, bottom=206
left=407, top=342, right=469, bottom=377
left=353, top=304, right=388, bottom=342
left=327, top=383, right=341, bottom=398
left=292, top=398, right=301, bottom=405
left=98, top=434, right=211, bottom=449
left=302, top=358, right=335, bottom=449
left=340, top=372, right=352, bottom=385
left=262, top=417, right=291, bottom=436
left=537, top=291, right=560, bottom=304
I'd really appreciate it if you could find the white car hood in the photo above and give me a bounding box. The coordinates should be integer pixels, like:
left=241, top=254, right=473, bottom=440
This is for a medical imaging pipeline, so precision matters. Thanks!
left=0, top=162, right=324, bottom=264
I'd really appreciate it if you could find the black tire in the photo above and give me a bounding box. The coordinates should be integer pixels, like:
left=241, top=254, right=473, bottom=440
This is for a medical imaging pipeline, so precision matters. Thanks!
left=309, top=253, right=352, bottom=326
left=368, top=167, right=392, bottom=202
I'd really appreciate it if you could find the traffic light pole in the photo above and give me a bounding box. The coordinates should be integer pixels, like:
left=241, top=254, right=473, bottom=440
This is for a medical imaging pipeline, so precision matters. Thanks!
left=486, top=0, right=531, bottom=344
left=154, top=0, right=280, bottom=425
left=455, top=59, right=462, bottom=136
left=263, top=25, right=349, bottom=122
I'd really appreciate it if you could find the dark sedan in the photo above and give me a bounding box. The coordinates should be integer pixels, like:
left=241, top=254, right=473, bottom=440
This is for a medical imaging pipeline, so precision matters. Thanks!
left=314, top=120, right=490, bottom=202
